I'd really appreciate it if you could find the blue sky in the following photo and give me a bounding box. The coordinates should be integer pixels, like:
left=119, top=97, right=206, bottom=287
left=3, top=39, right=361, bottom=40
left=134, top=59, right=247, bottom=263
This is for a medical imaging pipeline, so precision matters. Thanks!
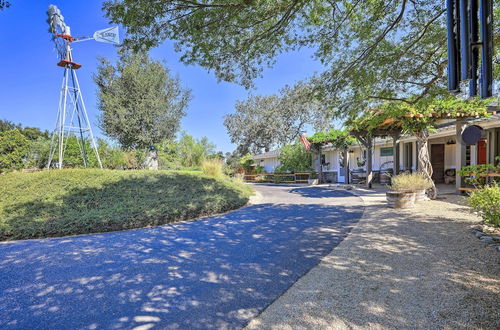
left=0, top=1, right=324, bottom=152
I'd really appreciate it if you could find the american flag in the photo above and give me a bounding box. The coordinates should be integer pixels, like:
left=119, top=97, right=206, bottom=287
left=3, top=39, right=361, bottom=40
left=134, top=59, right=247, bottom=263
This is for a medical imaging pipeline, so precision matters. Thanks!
left=300, top=134, right=311, bottom=150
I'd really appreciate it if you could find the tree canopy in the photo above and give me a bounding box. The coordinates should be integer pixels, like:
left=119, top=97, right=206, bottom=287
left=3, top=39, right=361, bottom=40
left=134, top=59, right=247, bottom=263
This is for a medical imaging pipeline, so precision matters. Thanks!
left=103, top=0, right=457, bottom=119
left=224, top=82, right=329, bottom=154
left=0, top=119, right=49, bottom=141
left=94, top=52, right=191, bottom=150
left=0, top=1, right=11, bottom=10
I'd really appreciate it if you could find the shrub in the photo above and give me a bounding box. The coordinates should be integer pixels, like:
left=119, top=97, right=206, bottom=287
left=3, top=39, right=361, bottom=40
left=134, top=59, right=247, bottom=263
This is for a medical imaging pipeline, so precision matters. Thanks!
left=239, top=153, right=254, bottom=173
left=468, top=184, right=500, bottom=228
left=201, top=158, right=225, bottom=178
left=0, top=129, right=30, bottom=172
left=390, top=172, right=433, bottom=191
left=254, top=165, right=266, bottom=174
left=103, top=148, right=127, bottom=169
left=230, top=172, right=246, bottom=185
left=0, top=169, right=253, bottom=240
left=457, top=163, right=500, bottom=187
left=275, top=142, right=312, bottom=173
left=26, top=137, right=51, bottom=169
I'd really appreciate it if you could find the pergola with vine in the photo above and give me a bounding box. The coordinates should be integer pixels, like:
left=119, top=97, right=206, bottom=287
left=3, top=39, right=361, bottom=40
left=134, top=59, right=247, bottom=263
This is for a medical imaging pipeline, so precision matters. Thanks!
left=348, top=97, right=496, bottom=197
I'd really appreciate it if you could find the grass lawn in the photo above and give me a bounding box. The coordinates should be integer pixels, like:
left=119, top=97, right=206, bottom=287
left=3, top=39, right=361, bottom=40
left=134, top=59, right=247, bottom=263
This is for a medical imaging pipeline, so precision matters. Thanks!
left=0, top=169, right=253, bottom=241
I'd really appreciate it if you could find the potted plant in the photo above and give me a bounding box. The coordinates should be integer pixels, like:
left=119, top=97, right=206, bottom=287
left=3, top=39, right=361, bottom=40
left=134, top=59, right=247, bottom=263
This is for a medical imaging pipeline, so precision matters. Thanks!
left=308, top=172, right=319, bottom=185
left=387, top=173, right=433, bottom=208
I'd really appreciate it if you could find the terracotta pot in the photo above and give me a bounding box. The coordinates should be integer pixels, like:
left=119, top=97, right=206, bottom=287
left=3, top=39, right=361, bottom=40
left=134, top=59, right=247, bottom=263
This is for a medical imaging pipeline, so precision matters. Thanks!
left=386, top=191, right=416, bottom=209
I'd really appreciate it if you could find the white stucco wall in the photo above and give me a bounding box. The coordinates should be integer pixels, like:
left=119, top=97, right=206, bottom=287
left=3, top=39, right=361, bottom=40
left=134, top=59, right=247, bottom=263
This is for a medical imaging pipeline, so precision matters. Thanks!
left=257, top=157, right=280, bottom=173
left=372, top=143, right=394, bottom=170
left=444, top=144, right=456, bottom=169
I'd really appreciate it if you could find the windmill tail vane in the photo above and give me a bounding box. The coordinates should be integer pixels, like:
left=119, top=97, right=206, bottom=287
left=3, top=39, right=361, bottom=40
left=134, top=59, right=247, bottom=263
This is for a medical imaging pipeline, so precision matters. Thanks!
left=45, top=5, right=119, bottom=170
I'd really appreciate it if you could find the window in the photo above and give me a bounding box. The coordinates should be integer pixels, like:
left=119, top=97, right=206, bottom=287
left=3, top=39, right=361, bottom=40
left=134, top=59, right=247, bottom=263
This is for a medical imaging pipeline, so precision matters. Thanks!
left=380, top=147, right=393, bottom=157
left=321, top=154, right=326, bottom=165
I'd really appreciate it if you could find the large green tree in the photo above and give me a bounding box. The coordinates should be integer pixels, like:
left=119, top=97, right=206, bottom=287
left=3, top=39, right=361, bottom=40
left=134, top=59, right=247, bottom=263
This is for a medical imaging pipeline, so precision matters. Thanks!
left=275, top=141, right=312, bottom=173
left=94, top=52, right=191, bottom=169
left=224, top=82, right=329, bottom=154
left=103, top=0, right=454, bottom=117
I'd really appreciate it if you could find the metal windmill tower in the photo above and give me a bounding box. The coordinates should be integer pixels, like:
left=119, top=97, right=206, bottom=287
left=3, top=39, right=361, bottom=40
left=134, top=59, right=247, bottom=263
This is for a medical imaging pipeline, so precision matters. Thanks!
left=46, top=5, right=119, bottom=169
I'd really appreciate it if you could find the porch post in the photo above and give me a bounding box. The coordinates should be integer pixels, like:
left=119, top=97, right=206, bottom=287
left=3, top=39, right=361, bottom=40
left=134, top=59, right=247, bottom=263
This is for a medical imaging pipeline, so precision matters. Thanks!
left=487, top=128, right=498, bottom=164
left=318, top=145, right=324, bottom=184
left=346, top=148, right=350, bottom=184
left=393, top=132, right=401, bottom=175
left=486, top=129, right=491, bottom=163
left=455, top=119, right=467, bottom=190
left=415, top=141, right=419, bottom=171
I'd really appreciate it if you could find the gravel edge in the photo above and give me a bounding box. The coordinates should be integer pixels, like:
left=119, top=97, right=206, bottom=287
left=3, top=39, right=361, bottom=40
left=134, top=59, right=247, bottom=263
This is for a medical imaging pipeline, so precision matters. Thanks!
left=245, top=188, right=500, bottom=330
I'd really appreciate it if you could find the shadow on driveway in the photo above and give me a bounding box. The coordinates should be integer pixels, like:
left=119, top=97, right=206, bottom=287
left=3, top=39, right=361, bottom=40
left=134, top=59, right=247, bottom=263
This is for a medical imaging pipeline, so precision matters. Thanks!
left=0, top=191, right=363, bottom=329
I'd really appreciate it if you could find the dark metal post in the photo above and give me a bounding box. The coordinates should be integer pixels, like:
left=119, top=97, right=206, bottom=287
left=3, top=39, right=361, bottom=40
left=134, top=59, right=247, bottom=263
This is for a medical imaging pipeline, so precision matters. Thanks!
left=447, top=0, right=460, bottom=92
left=469, top=0, right=479, bottom=96
left=459, top=0, right=470, bottom=79
left=479, top=0, right=493, bottom=98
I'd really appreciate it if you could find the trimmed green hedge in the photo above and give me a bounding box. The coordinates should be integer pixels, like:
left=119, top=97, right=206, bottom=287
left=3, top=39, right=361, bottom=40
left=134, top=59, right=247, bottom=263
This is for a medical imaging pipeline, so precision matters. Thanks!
left=0, top=169, right=253, bottom=240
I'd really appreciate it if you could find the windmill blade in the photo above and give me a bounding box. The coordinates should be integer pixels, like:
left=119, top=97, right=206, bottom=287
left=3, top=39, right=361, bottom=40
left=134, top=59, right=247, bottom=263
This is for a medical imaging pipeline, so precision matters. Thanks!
left=47, top=5, right=71, bottom=59
left=93, top=26, right=119, bottom=45
left=47, top=5, right=70, bottom=36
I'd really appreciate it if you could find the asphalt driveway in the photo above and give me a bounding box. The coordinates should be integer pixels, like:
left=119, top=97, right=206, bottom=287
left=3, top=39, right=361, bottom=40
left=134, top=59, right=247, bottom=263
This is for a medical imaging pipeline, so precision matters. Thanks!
left=0, top=184, right=363, bottom=329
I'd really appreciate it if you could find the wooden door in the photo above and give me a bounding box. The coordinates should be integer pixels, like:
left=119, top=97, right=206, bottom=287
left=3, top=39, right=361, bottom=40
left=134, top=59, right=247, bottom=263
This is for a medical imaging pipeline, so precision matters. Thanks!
left=431, top=144, right=445, bottom=183
left=477, top=140, right=487, bottom=164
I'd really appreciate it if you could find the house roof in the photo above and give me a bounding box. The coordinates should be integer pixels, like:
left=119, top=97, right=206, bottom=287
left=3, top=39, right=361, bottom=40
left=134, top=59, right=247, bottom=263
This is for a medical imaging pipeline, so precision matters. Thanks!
left=252, top=149, right=280, bottom=160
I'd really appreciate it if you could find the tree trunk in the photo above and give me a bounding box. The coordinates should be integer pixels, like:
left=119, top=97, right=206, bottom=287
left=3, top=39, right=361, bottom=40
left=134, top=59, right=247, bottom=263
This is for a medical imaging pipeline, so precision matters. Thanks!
left=393, top=132, right=400, bottom=175
left=415, top=130, right=437, bottom=199
left=351, top=132, right=372, bottom=188
left=144, top=148, right=159, bottom=170
left=366, top=138, right=373, bottom=189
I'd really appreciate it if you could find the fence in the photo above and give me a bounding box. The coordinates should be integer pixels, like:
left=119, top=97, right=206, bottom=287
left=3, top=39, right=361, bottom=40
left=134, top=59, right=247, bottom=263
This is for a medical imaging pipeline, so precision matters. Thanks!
left=243, top=172, right=315, bottom=184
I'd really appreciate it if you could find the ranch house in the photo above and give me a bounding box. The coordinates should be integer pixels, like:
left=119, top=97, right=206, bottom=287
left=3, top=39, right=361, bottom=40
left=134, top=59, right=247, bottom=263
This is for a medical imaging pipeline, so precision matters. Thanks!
left=251, top=114, right=500, bottom=189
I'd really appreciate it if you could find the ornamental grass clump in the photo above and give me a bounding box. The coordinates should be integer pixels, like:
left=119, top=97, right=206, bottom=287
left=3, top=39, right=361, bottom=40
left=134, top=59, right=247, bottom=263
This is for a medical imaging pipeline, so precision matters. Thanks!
left=468, top=184, right=500, bottom=228
left=390, top=172, right=433, bottom=191
left=201, top=158, right=225, bottom=178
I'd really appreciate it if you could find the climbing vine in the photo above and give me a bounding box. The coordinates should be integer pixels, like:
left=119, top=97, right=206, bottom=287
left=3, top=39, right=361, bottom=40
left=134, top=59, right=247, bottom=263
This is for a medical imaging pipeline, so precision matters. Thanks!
left=349, top=96, right=495, bottom=198
left=307, top=129, right=356, bottom=149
